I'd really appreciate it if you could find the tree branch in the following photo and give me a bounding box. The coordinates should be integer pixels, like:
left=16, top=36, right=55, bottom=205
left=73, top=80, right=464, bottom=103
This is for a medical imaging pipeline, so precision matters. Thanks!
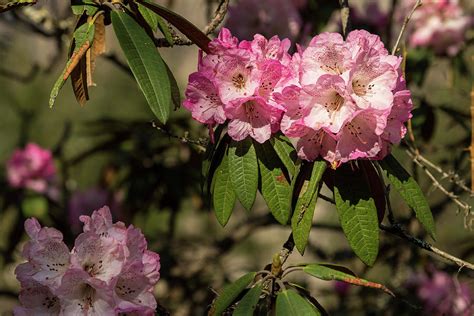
left=391, top=0, right=422, bottom=55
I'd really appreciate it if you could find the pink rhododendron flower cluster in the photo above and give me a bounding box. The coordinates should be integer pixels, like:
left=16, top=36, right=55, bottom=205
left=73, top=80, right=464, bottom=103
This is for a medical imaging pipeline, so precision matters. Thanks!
left=407, top=269, right=473, bottom=316
left=184, top=28, right=412, bottom=165
left=7, top=143, right=56, bottom=193
left=14, top=206, right=160, bottom=315
left=403, top=0, right=472, bottom=56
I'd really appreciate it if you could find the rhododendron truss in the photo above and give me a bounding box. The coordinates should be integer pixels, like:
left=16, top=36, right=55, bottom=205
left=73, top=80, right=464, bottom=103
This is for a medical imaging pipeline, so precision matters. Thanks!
left=184, top=28, right=412, bottom=166
left=14, top=206, right=160, bottom=316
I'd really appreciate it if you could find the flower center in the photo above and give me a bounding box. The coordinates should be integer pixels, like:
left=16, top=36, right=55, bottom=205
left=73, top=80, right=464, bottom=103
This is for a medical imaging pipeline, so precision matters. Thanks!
left=352, top=79, right=367, bottom=96
left=232, top=73, right=246, bottom=90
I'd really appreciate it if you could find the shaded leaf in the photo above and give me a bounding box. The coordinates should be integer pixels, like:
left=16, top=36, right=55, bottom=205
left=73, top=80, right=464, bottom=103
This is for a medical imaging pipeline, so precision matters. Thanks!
left=213, top=153, right=236, bottom=227
left=291, top=161, right=327, bottom=254
left=111, top=10, right=171, bottom=124
left=303, top=264, right=394, bottom=296
left=379, top=155, right=436, bottom=239
left=255, top=141, right=291, bottom=225
left=135, top=0, right=211, bottom=53
left=70, top=55, right=89, bottom=106
left=157, top=15, right=174, bottom=46
left=276, top=290, right=320, bottom=316
left=211, top=272, right=256, bottom=316
left=334, top=164, right=379, bottom=266
left=228, top=138, right=258, bottom=211
left=360, top=161, right=386, bottom=223
left=0, top=0, right=36, bottom=13
left=233, top=285, right=263, bottom=316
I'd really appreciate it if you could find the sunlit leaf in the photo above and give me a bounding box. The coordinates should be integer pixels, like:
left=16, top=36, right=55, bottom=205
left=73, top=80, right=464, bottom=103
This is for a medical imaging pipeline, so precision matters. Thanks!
left=111, top=10, right=171, bottom=124
left=71, top=0, right=98, bottom=16
left=270, top=133, right=297, bottom=178
left=49, top=19, right=95, bottom=108
left=379, top=154, right=436, bottom=239
left=334, top=164, right=379, bottom=266
left=303, top=264, right=394, bottom=296
left=228, top=138, right=258, bottom=211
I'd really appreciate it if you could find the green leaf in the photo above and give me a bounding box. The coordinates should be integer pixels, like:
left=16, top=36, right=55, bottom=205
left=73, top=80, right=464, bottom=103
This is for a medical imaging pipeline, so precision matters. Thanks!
left=164, top=61, right=180, bottom=110
left=228, top=138, right=259, bottom=211
left=213, top=153, right=236, bottom=227
left=379, top=155, right=436, bottom=239
left=255, top=141, right=291, bottom=225
left=137, top=0, right=159, bottom=32
left=156, top=15, right=174, bottom=46
left=135, top=0, right=211, bottom=53
left=291, top=161, right=327, bottom=254
left=270, top=133, right=297, bottom=178
left=212, top=272, right=256, bottom=316
left=276, top=290, right=320, bottom=316
left=21, top=196, right=48, bottom=218
left=111, top=11, right=171, bottom=124
left=71, top=0, right=98, bottom=15
left=49, top=20, right=95, bottom=108
left=334, top=165, right=379, bottom=266
left=233, top=284, right=263, bottom=316
left=303, top=264, right=394, bottom=296
left=0, top=0, right=37, bottom=13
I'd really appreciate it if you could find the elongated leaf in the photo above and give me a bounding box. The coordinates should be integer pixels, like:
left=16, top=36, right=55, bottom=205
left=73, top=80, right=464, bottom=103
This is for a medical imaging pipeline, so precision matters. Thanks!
left=360, top=161, right=386, bottom=223
left=164, top=61, right=180, bottom=110
left=135, top=0, right=211, bottom=53
left=0, top=0, right=36, bottom=13
left=291, top=161, right=327, bottom=254
left=49, top=20, right=95, bottom=108
left=379, top=155, right=436, bottom=238
left=271, top=133, right=297, bottom=178
left=86, top=13, right=106, bottom=87
left=112, top=11, right=171, bottom=124
left=213, top=153, right=236, bottom=227
left=303, top=264, right=394, bottom=296
left=276, top=290, right=320, bottom=316
left=233, top=285, right=263, bottom=316
left=70, top=55, right=89, bottom=106
left=334, top=165, right=379, bottom=266
left=211, top=272, right=256, bottom=316
left=157, top=15, right=174, bottom=46
left=137, top=0, right=158, bottom=32
left=203, top=128, right=226, bottom=197
left=255, top=141, right=291, bottom=225
left=228, top=138, right=258, bottom=211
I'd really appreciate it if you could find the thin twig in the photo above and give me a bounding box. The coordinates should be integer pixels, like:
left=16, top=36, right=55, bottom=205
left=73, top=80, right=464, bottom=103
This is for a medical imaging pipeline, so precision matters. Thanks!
left=391, top=0, right=422, bottom=55
left=381, top=224, right=474, bottom=272
left=151, top=121, right=208, bottom=149
left=279, top=233, right=295, bottom=267
left=470, top=56, right=474, bottom=193
left=203, top=0, right=230, bottom=35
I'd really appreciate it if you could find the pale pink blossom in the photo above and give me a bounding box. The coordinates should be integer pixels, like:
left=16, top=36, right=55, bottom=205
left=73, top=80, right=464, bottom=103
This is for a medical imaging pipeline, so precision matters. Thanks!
left=404, top=0, right=472, bottom=56
left=6, top=143, right=56, bottom=193
left=15, top=207, right=161, bottom=315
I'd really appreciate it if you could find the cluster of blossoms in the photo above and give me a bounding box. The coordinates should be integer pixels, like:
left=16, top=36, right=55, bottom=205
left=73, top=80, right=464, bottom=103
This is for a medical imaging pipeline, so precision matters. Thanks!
left=404, top=0, right=472, bottom=56
left=184, top=28, right=412, bottom=165
left=7, top=143, right=56, bottom=193
left=407, top=269, right=473, bottom=315
left=15, top=207, right=160, bottom=315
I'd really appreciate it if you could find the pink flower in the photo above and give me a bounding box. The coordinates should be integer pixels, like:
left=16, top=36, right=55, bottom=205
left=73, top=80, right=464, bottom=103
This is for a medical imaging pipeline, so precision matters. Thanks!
left=15, top=206, right=161, bottom=315
left=224, top=0, right=303, bottom=41
left=6, top=143, right=56, bottom=193
left=403, top=0, right=472, bottom=56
